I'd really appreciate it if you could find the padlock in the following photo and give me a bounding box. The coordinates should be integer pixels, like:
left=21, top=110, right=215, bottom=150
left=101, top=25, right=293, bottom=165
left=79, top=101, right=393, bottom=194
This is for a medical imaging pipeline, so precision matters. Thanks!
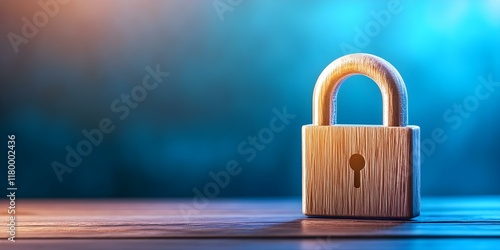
left=302, top=53, right=420, bottom=219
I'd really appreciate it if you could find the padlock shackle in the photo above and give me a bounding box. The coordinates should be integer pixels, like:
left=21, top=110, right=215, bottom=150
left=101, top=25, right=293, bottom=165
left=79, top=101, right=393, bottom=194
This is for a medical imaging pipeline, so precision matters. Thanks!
left=312, top=53, right=408, bottom=127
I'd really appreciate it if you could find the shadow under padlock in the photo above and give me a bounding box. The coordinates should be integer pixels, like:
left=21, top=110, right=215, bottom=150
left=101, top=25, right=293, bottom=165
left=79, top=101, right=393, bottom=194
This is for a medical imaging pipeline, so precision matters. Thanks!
left=302, top=53, right=420, bottom=219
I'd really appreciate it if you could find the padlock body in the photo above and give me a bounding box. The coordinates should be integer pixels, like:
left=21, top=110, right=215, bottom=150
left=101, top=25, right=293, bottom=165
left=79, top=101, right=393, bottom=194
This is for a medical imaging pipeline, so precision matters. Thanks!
left=302, top=125, right=420, bottom=219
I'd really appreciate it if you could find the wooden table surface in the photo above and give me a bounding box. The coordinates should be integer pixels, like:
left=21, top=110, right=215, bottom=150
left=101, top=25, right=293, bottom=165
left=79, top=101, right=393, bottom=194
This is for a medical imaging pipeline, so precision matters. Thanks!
left=1, top=196, right=499, bottom=249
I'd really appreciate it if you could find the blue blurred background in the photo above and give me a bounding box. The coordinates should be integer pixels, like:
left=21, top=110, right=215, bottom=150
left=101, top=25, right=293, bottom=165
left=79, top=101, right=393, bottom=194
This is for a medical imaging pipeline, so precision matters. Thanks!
left=0, top=0, right=499, bottom=198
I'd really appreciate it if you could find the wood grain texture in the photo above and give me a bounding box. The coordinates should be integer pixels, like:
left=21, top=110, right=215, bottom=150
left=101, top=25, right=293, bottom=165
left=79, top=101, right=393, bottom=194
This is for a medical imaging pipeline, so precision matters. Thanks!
left=303, top=53, right=419, bottom=219
left=3, top=239, right=500, bottom=250
left=312, top=53, right=408, bottom=126
left=2, top=197, right=499, bottom=240
left=303, top=125, right=420, bottom=218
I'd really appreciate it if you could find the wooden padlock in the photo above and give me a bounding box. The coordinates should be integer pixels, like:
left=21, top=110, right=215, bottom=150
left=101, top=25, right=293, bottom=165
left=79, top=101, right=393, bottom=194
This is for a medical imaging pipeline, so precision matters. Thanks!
left=302, top=53, right=420, bottom=219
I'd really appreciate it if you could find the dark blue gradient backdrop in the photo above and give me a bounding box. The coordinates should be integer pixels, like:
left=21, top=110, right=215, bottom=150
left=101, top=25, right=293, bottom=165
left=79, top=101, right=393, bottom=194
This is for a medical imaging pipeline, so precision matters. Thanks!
left=0, top=0, right=499, bottom=197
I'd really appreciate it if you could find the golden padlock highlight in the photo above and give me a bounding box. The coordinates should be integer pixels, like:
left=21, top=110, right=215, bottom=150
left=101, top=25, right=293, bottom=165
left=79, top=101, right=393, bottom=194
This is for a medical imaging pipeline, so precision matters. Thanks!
left=302, top=53, right=420, bottom=219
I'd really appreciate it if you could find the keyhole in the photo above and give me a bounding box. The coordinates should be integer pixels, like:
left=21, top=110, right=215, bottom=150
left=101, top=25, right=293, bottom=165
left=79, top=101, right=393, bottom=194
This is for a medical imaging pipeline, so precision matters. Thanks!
left=349, top=154, right=365, bottom=188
